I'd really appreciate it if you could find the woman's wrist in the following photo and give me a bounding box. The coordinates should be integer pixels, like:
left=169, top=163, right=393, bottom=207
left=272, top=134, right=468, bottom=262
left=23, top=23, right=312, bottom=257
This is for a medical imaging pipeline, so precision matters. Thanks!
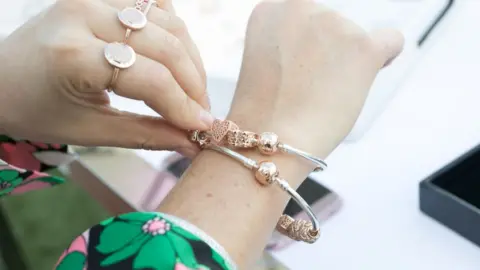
left=227, top=84, right=345, bottom=165
left=158, top=127, right=339, bottom=267
left=159, top=47, right=353, bottom=266
left=158, top=149, right=304, bottom=267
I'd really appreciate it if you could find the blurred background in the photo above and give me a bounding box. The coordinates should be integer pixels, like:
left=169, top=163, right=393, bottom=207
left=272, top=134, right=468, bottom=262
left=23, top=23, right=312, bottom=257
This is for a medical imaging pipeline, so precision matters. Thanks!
left=1, top=0, right=480, bottom=269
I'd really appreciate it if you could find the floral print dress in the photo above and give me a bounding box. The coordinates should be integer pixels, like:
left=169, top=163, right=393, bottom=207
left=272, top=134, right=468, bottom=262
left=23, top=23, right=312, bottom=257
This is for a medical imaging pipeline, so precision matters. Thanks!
left=0, top=136, right=236, bottom=270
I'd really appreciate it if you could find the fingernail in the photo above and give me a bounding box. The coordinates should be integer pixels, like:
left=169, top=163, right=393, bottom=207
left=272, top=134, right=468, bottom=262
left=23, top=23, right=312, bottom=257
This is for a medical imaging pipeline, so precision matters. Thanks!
left=199, top=90, right=211, bottom=111
left=204, top=95, right=211, bottom=111
left=199, top=110, right=214, bottom=129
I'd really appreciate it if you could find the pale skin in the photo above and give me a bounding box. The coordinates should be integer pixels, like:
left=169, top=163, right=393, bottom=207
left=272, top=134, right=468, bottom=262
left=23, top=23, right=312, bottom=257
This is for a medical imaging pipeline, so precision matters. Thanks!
left=0, top=0, right=210, bottom=156
left=0, top=0, right=404, bottom=268
left=159, top=1, right=403, bottom=268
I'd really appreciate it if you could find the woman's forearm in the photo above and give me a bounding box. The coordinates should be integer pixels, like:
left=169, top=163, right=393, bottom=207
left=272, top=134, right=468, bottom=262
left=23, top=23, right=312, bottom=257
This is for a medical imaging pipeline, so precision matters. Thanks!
left=157, top=109, right=339, bottom=268
left=157, top=152, right=305, bottom=268
left=157, top=0, right=404, bottom=267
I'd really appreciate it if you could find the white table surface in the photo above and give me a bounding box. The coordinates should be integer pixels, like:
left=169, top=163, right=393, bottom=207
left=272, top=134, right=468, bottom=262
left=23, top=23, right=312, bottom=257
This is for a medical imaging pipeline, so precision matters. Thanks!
left=2, top=0, right=480, bottom=269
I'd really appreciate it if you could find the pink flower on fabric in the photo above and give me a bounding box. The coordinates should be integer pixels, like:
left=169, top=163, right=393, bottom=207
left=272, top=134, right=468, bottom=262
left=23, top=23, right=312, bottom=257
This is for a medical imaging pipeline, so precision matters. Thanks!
left=30, top=142, right=62, bottom=150
left=175, top=262, right=191, bottom=270
left=142, top=217, right=171, bottom=235
left=9, top=171, right=52, bottom=195
left=55, top=235, right=88, bottom=270
left=0, top=163, right=64, bottom=196
left=0, top=142, right=41, bottom=171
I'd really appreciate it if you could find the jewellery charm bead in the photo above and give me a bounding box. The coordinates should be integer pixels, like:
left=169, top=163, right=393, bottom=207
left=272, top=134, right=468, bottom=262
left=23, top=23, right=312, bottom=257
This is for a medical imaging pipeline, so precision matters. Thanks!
left=118, top=7, right=148, bottom=30
left=276, top=215, right=319, bottom=244
left=190, top=131, right=210, bottom=148
left=276, top=215, right=293, bottom=236
left=254, top=161, right=278, bottom=185
left=212, top=119, right=238, bottom=143
left=227, top=130, right=258, bottom=148
left=207, top=119, right=327, bottom=170
left=189, top=130, right=200, bottom=142
left=104, top=42, right=136, bottom=69
left=258, top=132, right=279, bottom=155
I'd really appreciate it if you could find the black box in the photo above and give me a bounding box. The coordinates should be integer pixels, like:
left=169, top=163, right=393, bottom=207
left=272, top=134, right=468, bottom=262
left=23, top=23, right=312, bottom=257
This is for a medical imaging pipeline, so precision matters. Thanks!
left=420, top=144, right=480, bottom=248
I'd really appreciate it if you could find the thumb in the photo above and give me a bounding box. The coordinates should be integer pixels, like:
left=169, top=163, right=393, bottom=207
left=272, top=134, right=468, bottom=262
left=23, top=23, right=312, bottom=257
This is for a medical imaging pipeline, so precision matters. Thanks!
left=369, top=28, right=405, bottom=68
left=77, top=107, right=199, bottom=158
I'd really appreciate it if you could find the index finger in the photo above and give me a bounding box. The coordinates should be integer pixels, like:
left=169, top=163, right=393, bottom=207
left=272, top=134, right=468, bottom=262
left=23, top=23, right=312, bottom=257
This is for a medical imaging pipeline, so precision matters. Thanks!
left=72, top=39, right=214, bottom=130
left=155, top=1, right=208, bottom=106
left=104, top=0, right=208, bottom=108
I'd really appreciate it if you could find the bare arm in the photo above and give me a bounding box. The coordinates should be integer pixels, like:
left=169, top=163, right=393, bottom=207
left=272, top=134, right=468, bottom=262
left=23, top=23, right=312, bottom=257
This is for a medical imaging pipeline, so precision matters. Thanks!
left=159, top=130, right=336, bottom=267
left=158, top=1, right=404, bottom=268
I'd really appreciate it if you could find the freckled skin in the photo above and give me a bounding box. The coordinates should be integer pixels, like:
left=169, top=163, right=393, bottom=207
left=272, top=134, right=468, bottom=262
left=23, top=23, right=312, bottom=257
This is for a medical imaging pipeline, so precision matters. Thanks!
left=158, top=1, right=403, bottom=268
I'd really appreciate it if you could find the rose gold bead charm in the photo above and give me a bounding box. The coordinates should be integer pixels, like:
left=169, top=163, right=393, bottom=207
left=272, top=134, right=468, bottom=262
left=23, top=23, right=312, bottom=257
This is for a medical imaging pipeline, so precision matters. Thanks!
left=254, top=161, right=279, bottom=185
left=258, top=132, right=279, bottom=155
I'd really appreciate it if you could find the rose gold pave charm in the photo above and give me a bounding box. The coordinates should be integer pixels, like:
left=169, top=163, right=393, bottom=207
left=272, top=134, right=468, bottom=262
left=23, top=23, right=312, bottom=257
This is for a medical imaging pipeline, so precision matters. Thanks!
left=276, top=215, right=320, bottom=244
left=276, top=215, right=295, bottom=235
left=211, top=119, right=239, bottom=143
left=226, top=130, right=258, bottom=148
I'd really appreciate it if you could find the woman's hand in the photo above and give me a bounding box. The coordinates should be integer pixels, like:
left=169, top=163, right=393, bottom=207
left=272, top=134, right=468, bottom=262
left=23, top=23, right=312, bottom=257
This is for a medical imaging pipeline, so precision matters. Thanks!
left=0, top=0, right=211, bottom=155
left=229, top=0, right=404, bottom=159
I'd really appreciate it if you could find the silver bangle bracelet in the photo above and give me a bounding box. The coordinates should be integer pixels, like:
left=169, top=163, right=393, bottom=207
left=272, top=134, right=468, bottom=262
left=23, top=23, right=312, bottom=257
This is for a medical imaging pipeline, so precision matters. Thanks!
left=278, top=143, right=327, bottom=172
left=205, top=144, right=321, bottom=243
left=199, top=119, right=328, bottom=172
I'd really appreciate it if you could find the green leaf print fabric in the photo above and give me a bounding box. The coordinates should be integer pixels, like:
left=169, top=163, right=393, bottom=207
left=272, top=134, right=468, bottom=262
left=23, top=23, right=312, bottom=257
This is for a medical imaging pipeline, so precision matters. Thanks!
left=55, top=212, right=234, bottom=270
left=0, top=135, right=235, bottom=270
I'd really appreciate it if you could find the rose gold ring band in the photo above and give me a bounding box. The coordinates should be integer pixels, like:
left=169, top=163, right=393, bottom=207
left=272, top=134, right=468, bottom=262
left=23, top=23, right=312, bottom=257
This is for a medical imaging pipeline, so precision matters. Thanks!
left=106, top=0, right=157, bottom=92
